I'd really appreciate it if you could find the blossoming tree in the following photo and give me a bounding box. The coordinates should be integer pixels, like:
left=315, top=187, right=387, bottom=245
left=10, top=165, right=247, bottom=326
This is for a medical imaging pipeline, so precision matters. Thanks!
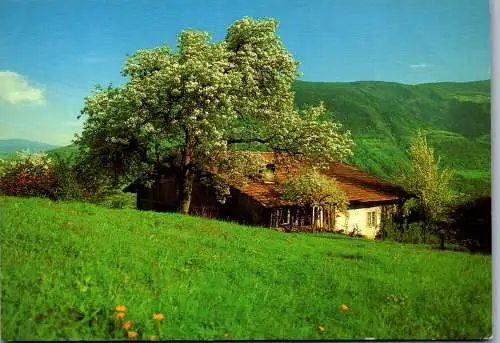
left=77, top=17, right=354, bottom=214
left=397, top=132, right=456, bottom=247
left=279, top=172, right=349, bottom=230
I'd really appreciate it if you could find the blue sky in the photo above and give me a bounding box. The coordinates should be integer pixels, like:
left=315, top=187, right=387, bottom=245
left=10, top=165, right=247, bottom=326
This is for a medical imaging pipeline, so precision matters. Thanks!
left=0, top=0, right=491, bottom=145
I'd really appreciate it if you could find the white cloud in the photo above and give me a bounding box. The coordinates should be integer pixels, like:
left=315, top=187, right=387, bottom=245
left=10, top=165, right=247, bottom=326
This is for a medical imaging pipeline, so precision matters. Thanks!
left=0, top=71, right=45, bottom=105
left=409, top=63, right=431, bottom=69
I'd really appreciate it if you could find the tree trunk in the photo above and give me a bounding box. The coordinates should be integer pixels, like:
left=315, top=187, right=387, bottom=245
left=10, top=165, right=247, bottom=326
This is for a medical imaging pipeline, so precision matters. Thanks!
left=178, top=131, right=194, bottom=214
left=422, top=222, right=427, bottom=244
left=333, top=207, right=336, bottom=230
left=179, top=169, right=194, bottom=214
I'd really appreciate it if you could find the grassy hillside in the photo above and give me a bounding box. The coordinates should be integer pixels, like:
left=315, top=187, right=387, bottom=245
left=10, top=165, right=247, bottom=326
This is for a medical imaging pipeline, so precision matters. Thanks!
left=293, top=80, right=491, bottom=196
left=46, top=144, right=80, bottom=162
left=0, top=196, right=492, bottom=340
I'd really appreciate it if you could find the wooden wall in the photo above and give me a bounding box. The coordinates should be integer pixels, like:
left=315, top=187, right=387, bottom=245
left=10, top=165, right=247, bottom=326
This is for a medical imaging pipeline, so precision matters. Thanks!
left=136, top=175, right=221, bottom=217
left=222, top=188, right=268, bottom=226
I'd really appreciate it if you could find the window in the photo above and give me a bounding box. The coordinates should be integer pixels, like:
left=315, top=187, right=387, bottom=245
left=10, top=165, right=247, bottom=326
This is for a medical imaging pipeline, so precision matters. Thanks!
left=265, top=163, right=276, bottom=172
left=367, top=211, right=377, bottom=227
left=260, top=164, right=276, bottom=183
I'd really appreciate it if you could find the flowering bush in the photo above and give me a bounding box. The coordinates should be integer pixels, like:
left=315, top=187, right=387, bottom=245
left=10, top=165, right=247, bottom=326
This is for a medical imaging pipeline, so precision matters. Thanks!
left=0, top=150, right=135, bottom=207
left=279, top=172, right=349, bottom=212
left=0, top=150, right=139, bottom=209
left=0, top=151, right=54, bottom=197
left=0, top=151, right=94, bottom=200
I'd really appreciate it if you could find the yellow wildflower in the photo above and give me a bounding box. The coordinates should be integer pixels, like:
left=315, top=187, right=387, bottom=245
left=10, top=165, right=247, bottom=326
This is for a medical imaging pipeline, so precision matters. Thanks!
left=153, top=313, right=165, bottom=321
left=121, top=320, right=133, bottom=331
left=341, top=304, right=349, bottom=311
left=318, top=324, right=325, bottom=333
left=116, top=304, right=127, bottom=312
left=127, top=330, right=138, bottom=338
left=149, top=336, right=158, bottom=341
left=115, top=312, right=126, bottom=320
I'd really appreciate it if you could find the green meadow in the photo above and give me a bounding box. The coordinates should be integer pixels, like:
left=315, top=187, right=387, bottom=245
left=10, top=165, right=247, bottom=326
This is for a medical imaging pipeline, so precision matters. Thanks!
left=0, top=196, right=491, bottom=340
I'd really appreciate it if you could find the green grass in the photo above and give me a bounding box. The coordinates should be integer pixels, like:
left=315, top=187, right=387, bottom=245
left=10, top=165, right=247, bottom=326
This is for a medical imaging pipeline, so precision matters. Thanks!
left=455, top=169, right=491, bottom=180
left=0, top=196, right=491, bottom=340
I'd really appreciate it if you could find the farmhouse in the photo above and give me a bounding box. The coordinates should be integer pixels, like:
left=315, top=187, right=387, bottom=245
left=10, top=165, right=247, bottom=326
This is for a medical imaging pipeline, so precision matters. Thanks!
left=124, top=152, right=411, bottom=239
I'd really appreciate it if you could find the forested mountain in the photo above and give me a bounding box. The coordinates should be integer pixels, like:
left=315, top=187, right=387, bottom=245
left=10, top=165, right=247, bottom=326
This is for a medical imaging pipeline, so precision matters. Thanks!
left=293, top=80, right=491, bottom=196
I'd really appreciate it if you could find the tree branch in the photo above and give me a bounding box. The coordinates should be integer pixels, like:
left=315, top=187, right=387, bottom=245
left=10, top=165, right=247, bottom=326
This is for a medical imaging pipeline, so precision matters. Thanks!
left=227, top=137, right=271, bottom=145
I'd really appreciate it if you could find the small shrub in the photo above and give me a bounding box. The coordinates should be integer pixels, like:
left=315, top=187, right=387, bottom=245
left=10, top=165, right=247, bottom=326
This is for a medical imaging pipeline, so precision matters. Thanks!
left=378, top=218, right=403, bottom=241
left=49, top=155, right=87, bottom=201
left=99, top=191, right=136, bottom=209
left=379, top=220, right=440, bottom=245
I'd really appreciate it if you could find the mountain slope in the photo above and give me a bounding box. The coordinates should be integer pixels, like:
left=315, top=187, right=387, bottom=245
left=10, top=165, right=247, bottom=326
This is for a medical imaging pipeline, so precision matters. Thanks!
left=46, top=144, right=80, bottom=161
left=293, top=80, right=491, bottom=196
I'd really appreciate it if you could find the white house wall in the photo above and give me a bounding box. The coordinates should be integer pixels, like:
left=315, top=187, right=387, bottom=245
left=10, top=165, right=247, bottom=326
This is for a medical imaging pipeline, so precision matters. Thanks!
left=335, top=205, right=383, bottom=239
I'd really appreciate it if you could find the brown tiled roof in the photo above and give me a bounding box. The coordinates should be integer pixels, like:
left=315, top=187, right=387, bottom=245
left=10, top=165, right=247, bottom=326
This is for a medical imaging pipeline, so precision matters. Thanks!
left=227, top=152, right=408, bottom=208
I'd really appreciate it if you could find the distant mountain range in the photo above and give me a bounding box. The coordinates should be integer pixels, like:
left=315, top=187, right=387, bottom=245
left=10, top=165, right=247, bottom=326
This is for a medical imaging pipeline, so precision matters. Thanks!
left=0, top=139, right=59, bottom=153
